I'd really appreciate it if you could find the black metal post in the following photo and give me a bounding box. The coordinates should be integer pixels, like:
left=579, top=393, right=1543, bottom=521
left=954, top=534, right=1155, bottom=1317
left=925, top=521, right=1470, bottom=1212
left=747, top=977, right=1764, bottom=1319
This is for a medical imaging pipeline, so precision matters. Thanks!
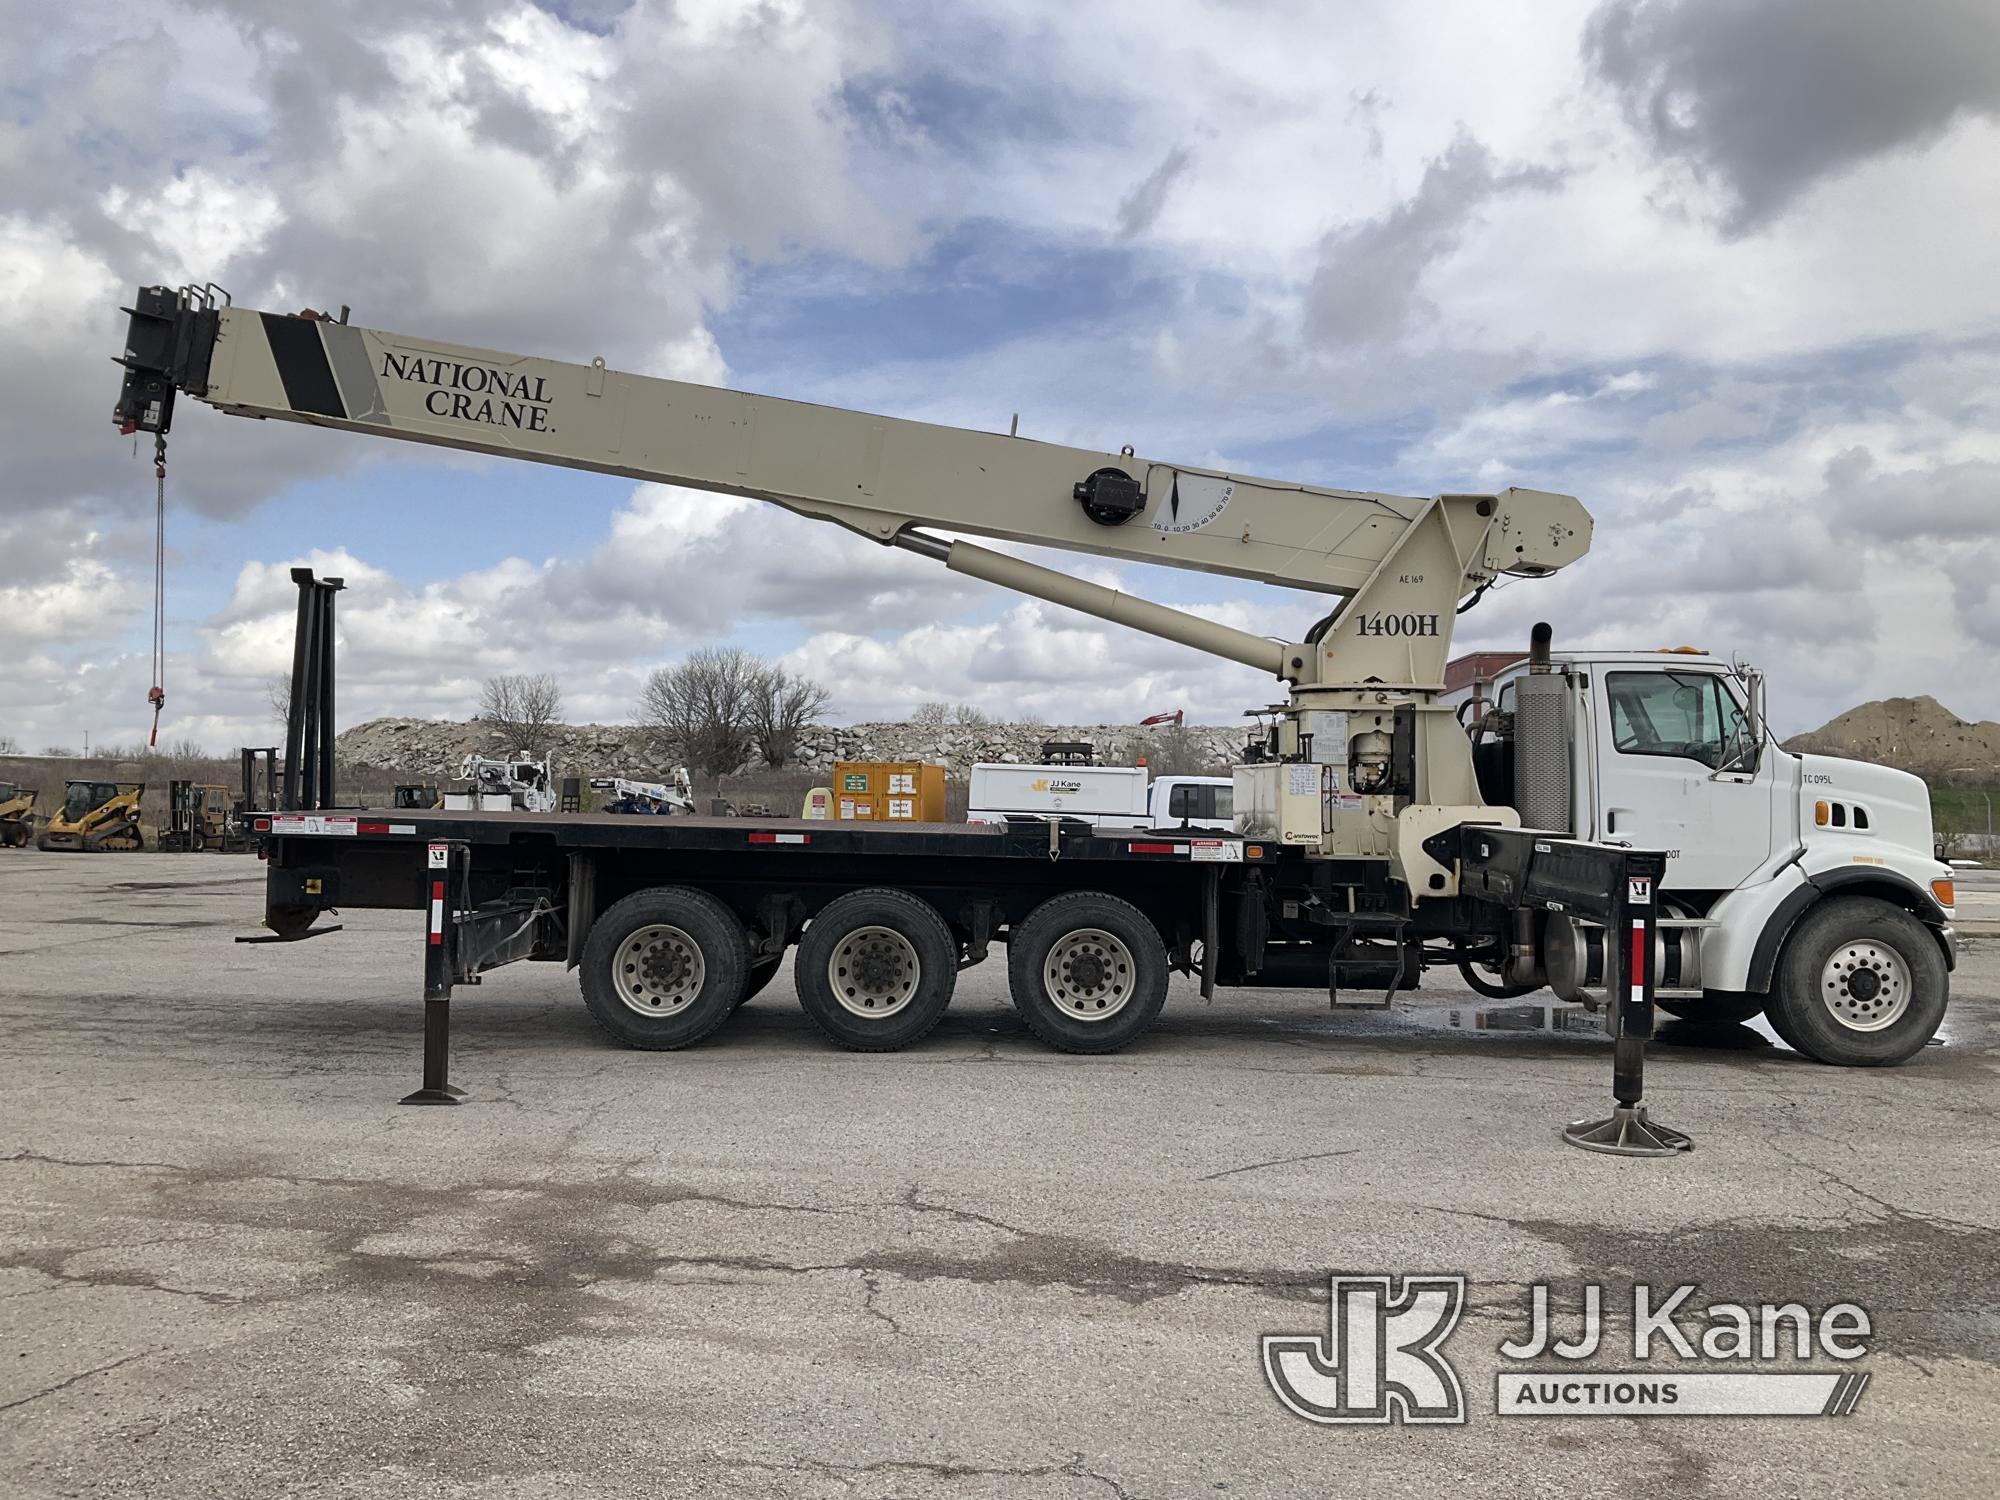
left=401, top=841, right=467, bottom=1105
left=1562, top=854, right=1691, bottom=1155
left=317, top=580, right=339, bottom=810
left=282, top=576, right=312, bottom=810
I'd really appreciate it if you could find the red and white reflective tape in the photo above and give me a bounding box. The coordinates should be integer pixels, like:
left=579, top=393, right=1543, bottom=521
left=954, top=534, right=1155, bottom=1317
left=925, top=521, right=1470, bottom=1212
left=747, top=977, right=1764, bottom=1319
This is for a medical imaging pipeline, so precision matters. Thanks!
left=1127, top=842, right=1180, bottom=855
left=747, top=832, right=809, bottom=845
left=429, top=879, right=446, bottom=946
left=1630, top=920, right=1647, bottom=990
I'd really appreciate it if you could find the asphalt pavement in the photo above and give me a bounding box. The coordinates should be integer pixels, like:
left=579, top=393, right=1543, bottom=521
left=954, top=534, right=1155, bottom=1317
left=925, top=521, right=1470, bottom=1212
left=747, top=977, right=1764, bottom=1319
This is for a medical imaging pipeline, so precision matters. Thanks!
left=3, top=854, right=1996, bottom=1498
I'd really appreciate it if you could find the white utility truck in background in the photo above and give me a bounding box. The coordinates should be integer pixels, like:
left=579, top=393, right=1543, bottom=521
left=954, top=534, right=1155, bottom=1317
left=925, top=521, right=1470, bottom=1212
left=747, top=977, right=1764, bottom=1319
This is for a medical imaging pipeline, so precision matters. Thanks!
left=967, top=763, right=1233, bottom=831
left=444, top=753, right=557, bottom=813
left=110, top=284, right=1956, bottom=1153
left=590, top=773, right=696, bottom=815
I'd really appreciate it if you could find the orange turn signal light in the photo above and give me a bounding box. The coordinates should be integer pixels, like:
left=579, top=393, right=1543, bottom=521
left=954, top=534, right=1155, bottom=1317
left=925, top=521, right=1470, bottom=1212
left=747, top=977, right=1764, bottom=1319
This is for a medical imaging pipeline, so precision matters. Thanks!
left=1814, top=800, right=1830, bottom=826
left=1931, top=878, right=1955, bottom=908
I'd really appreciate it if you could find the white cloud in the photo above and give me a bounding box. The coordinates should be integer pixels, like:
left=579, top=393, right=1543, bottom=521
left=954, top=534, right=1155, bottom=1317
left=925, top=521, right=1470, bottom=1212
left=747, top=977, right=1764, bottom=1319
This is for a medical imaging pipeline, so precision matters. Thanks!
left=5, top=0, right=2000, bottom=752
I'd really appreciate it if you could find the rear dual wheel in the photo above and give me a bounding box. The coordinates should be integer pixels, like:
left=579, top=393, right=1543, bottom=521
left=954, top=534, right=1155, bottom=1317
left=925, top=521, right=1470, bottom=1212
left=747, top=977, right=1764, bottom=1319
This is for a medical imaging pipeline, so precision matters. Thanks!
left=580, top=887, right=749, bottom=1050
left=1006, top=892, right=1168, bottom=1054
left=794, top=888, right=958, bottom=1051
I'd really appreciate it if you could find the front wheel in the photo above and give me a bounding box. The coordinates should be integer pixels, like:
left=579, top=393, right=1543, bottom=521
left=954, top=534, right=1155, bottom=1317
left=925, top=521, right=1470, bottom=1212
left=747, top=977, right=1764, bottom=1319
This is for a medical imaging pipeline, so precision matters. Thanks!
left=1769, top=896, right=1946, bottom=1066
left=1006, top=892, right=1169, bottom=1054
left=579, top=887, right=748, bottom=1050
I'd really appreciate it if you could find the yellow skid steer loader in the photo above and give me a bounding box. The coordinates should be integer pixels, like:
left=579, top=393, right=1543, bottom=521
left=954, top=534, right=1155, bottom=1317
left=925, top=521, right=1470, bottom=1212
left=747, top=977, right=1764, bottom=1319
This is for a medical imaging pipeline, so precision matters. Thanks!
left=0, top=783, right=37, bottom=848
left=37, top=781, right=145, bottom=852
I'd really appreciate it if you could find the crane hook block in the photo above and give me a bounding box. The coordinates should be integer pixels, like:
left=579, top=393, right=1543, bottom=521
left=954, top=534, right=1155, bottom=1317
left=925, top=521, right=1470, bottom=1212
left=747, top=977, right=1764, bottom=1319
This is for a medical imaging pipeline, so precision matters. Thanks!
left=1073, top=467, right=1145, bottom=526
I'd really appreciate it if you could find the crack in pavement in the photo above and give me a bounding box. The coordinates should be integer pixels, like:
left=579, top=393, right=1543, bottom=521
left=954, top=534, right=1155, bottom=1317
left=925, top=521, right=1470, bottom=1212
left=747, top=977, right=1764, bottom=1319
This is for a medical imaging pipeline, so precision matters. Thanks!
left=0, top=1253, right=250, bottom=1307
left=1197, top=1148, right=1360, bottom=1182
left=0, top=1350, right=156, bottom=1415
left=859, top=1271, right=904, bottom=1336
left=713, top=1449, right=1143, bottom=1499
left=4, top=1150, right=191, bottom=1173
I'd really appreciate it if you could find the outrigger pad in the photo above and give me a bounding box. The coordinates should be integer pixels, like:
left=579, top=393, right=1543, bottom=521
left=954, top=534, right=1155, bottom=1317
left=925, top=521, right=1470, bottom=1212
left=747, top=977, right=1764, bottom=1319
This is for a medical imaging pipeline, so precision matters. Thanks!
left=234, top=923, right=344, bottom=944
left=1562, top=1105, right=1693, bottom=1158
left=399, top=1085, right=467, bottom=1107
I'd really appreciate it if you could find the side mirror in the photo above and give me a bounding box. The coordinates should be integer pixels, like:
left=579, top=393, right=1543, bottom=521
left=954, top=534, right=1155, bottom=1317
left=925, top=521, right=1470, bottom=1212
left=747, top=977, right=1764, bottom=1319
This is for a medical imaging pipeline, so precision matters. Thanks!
left=1717, top=659, right=1767, bottom=776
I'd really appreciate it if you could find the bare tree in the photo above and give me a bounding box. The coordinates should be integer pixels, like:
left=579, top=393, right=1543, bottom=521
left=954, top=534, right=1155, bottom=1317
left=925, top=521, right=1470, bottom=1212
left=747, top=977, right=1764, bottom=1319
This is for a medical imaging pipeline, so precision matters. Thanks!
left=268, top=673, right=292, bottom=733
left=909, top=701, right=951, bottom=729
left=479, top=673, right=565, bottom=757
left=0, top=734, right=18, bottom=755
left=165, top=736, right=208, bottom=762
left=1137, top=722, right=1210, bottom=777
left=751, top=666, right=831, bottom=768
left=638, top=648, right=764, bottom=776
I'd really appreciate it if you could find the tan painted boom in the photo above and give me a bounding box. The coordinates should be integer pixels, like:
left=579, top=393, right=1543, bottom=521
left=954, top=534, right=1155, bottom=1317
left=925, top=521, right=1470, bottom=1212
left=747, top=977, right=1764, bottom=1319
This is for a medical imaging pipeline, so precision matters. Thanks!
left=113, top=287, right=1591, bottom=691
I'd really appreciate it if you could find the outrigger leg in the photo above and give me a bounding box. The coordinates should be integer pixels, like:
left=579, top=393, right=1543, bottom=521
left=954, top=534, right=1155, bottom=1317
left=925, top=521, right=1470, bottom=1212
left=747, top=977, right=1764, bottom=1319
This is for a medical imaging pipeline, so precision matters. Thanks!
left=1563, top=866, right=1692, bottom=1157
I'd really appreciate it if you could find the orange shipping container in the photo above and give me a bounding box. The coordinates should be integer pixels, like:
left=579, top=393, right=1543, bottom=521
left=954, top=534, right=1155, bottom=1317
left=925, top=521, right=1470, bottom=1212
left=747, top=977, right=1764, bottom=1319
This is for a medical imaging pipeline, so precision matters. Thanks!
left=830, top=761, right=948, bottom=822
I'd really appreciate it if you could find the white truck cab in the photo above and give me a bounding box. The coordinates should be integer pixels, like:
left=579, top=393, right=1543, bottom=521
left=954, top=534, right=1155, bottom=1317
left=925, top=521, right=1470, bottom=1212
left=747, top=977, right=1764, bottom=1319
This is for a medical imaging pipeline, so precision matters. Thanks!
left=1474, top=649, right=1955, bottom=1064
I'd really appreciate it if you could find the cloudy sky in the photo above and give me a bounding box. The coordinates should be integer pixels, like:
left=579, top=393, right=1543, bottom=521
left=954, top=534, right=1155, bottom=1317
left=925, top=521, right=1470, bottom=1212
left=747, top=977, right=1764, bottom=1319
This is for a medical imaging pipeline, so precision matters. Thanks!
left=5, top=0, right=1998, bottom=753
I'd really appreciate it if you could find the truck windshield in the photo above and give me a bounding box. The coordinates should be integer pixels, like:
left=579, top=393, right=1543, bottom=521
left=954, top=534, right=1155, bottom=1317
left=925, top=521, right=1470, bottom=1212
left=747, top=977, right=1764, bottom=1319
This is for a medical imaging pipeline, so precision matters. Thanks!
left=1606, top=672, right=1749, bottom=771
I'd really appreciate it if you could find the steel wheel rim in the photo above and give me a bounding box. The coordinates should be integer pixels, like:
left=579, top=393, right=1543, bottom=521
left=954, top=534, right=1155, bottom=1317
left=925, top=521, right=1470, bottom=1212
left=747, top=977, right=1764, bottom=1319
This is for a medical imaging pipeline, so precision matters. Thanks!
left=828, top=925, right=921, bottom=1018
left=613, top=924, right=705, bottom=1016
left=1820, top=940, right=1912, bottom=1032
left=1044, top=928, right=1137, bottom=1021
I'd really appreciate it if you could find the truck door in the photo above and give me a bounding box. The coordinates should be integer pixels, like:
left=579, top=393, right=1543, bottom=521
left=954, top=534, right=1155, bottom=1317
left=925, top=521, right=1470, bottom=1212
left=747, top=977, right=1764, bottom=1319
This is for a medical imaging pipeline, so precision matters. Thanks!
left=1159, top=779, right=1234, bottom=831
left=1593, top=667, right=1773, bottom=891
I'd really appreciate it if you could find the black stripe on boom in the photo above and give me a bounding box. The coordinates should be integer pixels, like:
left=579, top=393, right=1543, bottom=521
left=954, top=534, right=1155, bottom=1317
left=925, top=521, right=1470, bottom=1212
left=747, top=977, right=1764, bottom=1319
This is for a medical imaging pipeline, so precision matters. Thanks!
left=261, top=313, right=346, bottom=419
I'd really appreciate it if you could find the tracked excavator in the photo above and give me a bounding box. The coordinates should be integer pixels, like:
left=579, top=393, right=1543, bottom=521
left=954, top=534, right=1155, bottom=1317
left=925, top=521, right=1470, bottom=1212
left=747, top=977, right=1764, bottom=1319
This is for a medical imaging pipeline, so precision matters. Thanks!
left=108, top=285, right=1956, bottom=1139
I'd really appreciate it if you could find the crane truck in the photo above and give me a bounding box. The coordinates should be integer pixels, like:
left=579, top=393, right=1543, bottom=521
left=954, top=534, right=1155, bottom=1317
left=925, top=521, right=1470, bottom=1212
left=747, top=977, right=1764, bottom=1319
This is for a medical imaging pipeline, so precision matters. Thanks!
left=109, top=285, right=1955, bottom=1143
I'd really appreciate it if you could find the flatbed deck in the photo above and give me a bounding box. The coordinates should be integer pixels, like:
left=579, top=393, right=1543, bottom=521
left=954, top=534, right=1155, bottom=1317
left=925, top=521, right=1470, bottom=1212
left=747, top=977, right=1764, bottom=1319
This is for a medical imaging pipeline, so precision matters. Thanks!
left=262, top=808, right=1268, bottom=862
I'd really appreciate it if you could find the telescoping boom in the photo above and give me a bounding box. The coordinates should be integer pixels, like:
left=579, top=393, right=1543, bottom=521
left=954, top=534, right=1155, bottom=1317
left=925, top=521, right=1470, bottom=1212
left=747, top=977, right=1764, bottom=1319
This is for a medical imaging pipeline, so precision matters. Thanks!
left=114, top=284, right=1588, bottom=880
left=112, top=288, right=1586, bottom=680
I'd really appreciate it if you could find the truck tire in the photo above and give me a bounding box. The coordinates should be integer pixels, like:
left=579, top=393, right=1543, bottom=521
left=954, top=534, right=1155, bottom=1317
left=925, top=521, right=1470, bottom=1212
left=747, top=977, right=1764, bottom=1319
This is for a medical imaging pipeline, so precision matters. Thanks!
left=794, top=888, right=957, bottom=1051
left=1658, top=991, right=1765, bottom=1025
left=1769, top=896, right=1946, bottom=1066
left=580, top=887, right=748, bottom=1050
left=1007, top=891, right=1168, bottom=1054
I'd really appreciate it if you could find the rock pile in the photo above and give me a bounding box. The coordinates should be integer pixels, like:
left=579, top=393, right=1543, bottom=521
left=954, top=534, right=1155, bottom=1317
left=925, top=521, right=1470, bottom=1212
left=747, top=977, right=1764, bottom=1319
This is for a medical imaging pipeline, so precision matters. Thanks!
left=334, top=716, right=1251, bottom=780
left=1783, top=696, right=2000, bottom=780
